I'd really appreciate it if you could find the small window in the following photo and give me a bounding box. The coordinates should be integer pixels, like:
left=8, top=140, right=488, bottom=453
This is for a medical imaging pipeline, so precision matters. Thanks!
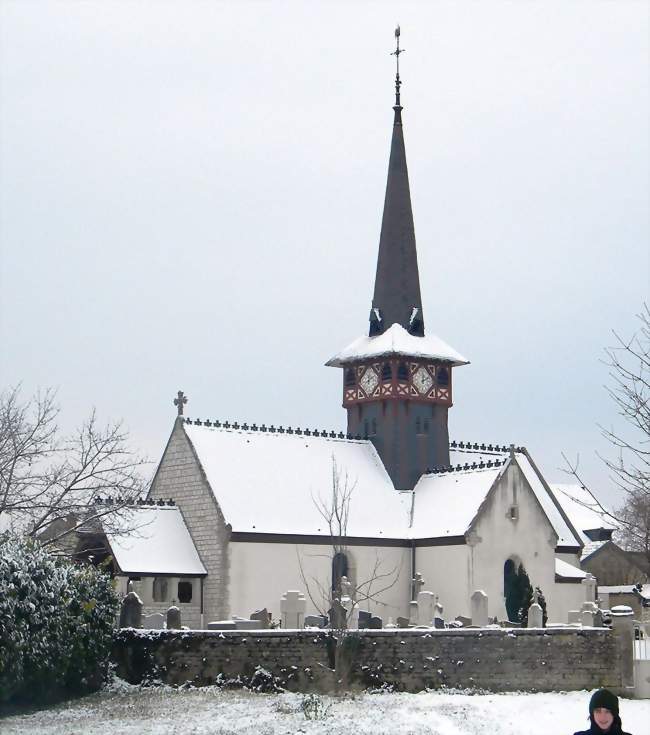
left=437, top=367, right=449, bottom=386
left=178, top=580, right=193, bottom=603
left=397, top=361, right=409, bottom=381
left=345, top=368, right=356, bottom=387
left=153, top=577, right=168, bottom=602
left=508, top=505, right=518, bottom=521
left=381, top=363, right=392, bottom=382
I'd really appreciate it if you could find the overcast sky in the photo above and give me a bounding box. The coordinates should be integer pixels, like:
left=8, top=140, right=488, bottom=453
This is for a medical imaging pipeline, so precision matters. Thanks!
left=1, top=1, right=647, bottom=508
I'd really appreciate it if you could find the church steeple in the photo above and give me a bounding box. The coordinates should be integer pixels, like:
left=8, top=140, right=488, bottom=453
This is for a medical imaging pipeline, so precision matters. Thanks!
left=327, top=28, right=468, bottom=491
left=370, top=25, right=424, bottom=338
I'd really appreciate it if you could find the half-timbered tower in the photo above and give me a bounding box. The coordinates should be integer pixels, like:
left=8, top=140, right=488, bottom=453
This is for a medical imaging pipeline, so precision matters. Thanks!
left=327, top=31, right=468, bottom=490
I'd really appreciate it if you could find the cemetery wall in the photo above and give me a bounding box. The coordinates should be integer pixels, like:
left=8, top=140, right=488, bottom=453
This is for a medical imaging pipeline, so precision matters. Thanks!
left=149, top=421, right=230, bottom=622
left=229, top=541, right=410, bottom=623
left=113, top=626, right=630, bottom=694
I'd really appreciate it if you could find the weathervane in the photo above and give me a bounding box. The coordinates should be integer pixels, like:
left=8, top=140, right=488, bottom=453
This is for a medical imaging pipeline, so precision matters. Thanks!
left=390, top=25, right=404, bottom=118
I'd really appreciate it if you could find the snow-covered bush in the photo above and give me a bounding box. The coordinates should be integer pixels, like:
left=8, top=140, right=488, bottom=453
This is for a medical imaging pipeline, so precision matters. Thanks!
left=0, top=532, right=119, bottom=704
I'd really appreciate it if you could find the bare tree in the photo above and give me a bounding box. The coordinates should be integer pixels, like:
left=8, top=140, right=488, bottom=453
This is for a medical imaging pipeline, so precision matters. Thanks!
left=564, top=305, right=650, bottom=575
left=297, top=457, right=400, bottom=690
left=0, top=385, right=147, bottom=551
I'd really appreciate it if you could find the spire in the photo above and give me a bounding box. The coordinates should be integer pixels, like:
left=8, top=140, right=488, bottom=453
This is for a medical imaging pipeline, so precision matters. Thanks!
left=370, top=26, right=424, bottom=338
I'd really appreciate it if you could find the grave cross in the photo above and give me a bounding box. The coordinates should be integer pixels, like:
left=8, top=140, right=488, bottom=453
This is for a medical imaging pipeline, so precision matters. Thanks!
left=174, top=390, right=188, bottom=416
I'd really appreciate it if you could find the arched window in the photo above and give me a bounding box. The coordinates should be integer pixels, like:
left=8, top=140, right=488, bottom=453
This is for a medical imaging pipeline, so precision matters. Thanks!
left=437, top=367, right=449, bottom=386
left=381, top=363, right=392, bottom=382
left=177, top=580, right=193, bottom=604
left=423, top=419, right=430, bottom=434
left=345, top=368, right=356, bottom=387
left=397, top=361, right=409, bottom=381
left=153, top=577, right=168, bottom=603
left=332, top=552, right=349, bottom=594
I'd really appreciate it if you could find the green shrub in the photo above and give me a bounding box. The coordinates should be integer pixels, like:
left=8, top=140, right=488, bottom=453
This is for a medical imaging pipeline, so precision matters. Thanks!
left=0, top=532, right=118, bottom=704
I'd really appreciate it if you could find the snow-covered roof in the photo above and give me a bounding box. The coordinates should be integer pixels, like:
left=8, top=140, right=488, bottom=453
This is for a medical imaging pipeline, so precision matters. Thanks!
left=184, top=423, right=411, bottom=538
left=516, top=457, right=581, bottom=548
left=581, top=539, right=610, bottom=562
left=105, top=506, right=207, bottom=577
left=550, top=483, right=616, bottom=544
left=555, top=557, right=587, bottom=580
left=326, top=323, right=469, bottom=368
left=410, top=466, right=503, bottom=538
left=599, top=584, right=650, bottom=601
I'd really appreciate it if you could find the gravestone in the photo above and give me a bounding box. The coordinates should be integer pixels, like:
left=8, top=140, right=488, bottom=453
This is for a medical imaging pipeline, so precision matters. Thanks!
left=305, top=614, right=328, bottom=628
left=328, top=599, right=347, bottom=629
left=234, top=619, right=261, bottom=630
left=470, top=590, right=488, bottom=627
left=433, top=616, right=445, bottom=629
left=396, top=616, right=411, bottom=628
left=582, top=573, right=596, bottom=603
left=455, top=615, right=472, bottom=627
left=369, top=615, right=383, bottom=629
left=417, top=591, right=436, bottom=626
left=166, top=605, right=181, bottom=630
left=207, top=620, right=237, bottom=630
left=358, top=610, right=371, bottom=629
left=527, top=602, right=543, bottom=628
left=119, top=586, right=143, bottom=629
left=593, top=609, right=604, bottom=627
left=280, top=590, right=306, bottom=628
left=250, top=608, right=270, bottom=629
left=567, top=610, right=581, bottom=624
left=142, top=612, right=164, bottom=629
left=409, top=600, right=419, bottom=625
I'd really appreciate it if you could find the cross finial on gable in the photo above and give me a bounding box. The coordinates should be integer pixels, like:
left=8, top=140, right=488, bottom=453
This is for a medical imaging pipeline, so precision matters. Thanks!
left=174, top=390, right=188, bottom=416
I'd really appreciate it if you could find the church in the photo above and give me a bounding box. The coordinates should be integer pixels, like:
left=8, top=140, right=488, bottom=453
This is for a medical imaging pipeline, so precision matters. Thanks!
left=104, top=37, right=600, bottom=630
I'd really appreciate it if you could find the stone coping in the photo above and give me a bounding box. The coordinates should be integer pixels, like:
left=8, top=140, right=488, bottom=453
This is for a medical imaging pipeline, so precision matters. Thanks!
left=118, top=626, right=611, bottom=639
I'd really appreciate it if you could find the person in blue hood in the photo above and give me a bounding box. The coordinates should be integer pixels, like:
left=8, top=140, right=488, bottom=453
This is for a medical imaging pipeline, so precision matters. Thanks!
left=573, top=689, right=632, bottom=735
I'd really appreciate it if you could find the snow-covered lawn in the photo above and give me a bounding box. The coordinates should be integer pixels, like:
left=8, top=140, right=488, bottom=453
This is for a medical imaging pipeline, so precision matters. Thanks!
left=1, top=680, right=648, bottom=734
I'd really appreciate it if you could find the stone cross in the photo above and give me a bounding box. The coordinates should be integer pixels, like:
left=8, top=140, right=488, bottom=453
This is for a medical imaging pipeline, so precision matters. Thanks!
left=280, top=590, right=306, bottom=628
left=174, top=390, right=188, bottom=416
left=412, top=572, right=425, bottom=600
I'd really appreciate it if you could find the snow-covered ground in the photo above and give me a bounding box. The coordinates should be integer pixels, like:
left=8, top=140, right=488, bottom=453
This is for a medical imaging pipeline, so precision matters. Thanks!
left=1, top=681, right=649, bottom=735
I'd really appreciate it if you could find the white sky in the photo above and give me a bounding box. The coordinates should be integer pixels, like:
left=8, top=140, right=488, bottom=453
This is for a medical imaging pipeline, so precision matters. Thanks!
left=1, top=1, right=647, bottom=509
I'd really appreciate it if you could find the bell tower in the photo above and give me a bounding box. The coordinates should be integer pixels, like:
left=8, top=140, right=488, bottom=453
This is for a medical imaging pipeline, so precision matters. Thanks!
left=327, top=28, right=468, bottom=491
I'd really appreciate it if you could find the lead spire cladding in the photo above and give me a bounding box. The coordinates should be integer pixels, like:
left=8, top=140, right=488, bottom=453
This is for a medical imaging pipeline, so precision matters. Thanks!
left=370, top=25, right=424, bottom=338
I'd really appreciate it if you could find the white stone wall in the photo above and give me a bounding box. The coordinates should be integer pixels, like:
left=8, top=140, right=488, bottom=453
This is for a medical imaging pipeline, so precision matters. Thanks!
left=467, top=462, right=559, bottom=622
left=416, top=544, right=469, bottom=620
left=229, top=540, right=410, bottom=624
left=148, top=420, right=230, bottom=623
left=116, top=575, right=203, bottom=629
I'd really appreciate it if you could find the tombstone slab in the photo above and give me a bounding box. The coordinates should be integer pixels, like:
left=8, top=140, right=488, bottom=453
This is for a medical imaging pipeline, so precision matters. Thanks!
left=207, top=620, right=237, bottom=630
left=527, top=602, right=543, bottom=628
left=358, top=610, right=371, bottom=629
left=250, top=608, right=270, bottom=629
left=166, top=605, right=181, bottom=630
left=417, top=591, right=436, bottom=626
left=369, top=615, right=383, bottom=629
left=234, top=619, right=261, bottom=630
left=433, top=616, right=445, bottom=629
left=470, top=590, right=489, bottom=627
left=305, top=614, right=328, bottom=629
left=119, top=590, right=143, bottom=629
left=396, top=616, right=411, bottom=628
left=143, top=612, right=164, bottom=630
